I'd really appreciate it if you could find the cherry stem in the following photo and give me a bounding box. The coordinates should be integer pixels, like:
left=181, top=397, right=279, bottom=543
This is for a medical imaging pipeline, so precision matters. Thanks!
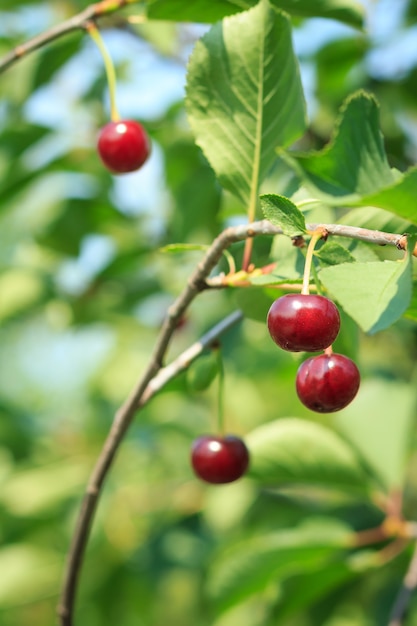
left=87, top=21, right=120, bottom=122
left=324, top=345, right=333, bottom=356
left=215, top=345, right=225, bottom=435
left=242, top=237, right=253, bottom=272
left=223, top=249, right=236, bottom=275
left=301, top=231, right=321, bottom=295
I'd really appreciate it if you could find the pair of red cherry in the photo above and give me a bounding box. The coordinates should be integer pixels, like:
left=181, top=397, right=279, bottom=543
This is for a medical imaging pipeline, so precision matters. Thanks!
left=267, top=293, right=360, bottom=413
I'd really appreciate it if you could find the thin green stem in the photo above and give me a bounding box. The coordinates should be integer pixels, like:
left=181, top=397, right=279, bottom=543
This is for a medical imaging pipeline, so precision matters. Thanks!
left=301, top=232, right=321, bottom=295
left=215, top=346, right=225, bottom=435
left=87, top=22, right=120, bottom=121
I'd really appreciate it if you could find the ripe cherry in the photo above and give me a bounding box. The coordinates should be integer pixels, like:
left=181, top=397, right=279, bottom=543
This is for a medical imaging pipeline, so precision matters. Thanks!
left=97, top=119, right=150, bottom=173
left=267, top=293, right=340, bottom=352
left=296, top=352, right=360, bottom=413
left=191, top=435, right=250, bottom=484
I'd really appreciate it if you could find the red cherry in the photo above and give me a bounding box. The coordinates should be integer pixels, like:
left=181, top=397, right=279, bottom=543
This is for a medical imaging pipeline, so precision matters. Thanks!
left=191, top=435, right=250, bottom=484
left=97, top=120, right=150, bottom=173
left=267, top=294, right=340, bottom=352
left=296, top=353, right=360, bottom=413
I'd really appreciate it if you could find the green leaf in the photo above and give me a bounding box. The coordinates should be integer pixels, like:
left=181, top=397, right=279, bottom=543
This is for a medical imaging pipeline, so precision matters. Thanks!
left=208, top=519, right=351, bottom=613
left=246, top=418, right=373, bottom=493
left=185, top=0, right=306, bottom=207
left=147, top=0, right=246, bottom=22
left=315, top=240, right=356, bottom=266
left=359, top=167, right=417, bottom=225
left=319, top=256, right=413, bottom=334
left=286, top=92, right=417, bottom=225
left=271, top=0, right=364, bottom=28
left=405, top=282, right=417, bottom=322
left=147, top=0, right=364, bottom=29
left=335, top=379, right=416, bottom=490
left=286, top=92, right=395, bottom=204
left=260, top=194, right=307, bottom=236
left=340, top=206, right=414, bottom=234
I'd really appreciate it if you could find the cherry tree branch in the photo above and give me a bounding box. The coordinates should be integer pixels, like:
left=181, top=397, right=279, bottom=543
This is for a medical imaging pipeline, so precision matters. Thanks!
left=0, top=0, right=141, bottom=74
left=388, top=540, right=417, bottom=626
left=57, top=219, right=413, bottom=626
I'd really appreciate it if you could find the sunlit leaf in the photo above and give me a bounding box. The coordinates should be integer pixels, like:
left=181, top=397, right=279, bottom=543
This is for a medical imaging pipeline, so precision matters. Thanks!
left=261, top=194, right=307, bottom=236
left=315, top=240, right=356, bottom=266
left=319, top=256, right=412, bottom=333
left=186, top=0, right=306, bottom=206
left=286, top=92, right=394, bottom=204
left=247, top=418, right=374, bottom=493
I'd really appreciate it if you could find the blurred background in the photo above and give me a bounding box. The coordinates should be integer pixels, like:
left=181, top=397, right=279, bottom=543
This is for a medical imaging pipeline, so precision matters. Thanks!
left=1, top=1, right=417, bottom=625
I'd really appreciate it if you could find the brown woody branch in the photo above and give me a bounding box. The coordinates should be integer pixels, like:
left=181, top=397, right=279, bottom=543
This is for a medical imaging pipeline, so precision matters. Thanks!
left=0, top=0, right=141, bottom=74
left=57, top=219, right=414, bottom=626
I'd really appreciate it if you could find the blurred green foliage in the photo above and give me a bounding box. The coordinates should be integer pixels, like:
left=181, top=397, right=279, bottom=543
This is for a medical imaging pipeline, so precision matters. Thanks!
left=1, top=2, right=417, bottom=626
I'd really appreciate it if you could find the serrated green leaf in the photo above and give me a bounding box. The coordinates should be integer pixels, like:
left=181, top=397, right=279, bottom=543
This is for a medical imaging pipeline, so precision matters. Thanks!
left=261, top=194, right=307, bottom=236
left=246, top=418, right=373, bottom=493
left=319, top=256, right=412, bottom=334
left=359, top=167, right=417, bottom=225
left=185, top=1, right=306, bottom=207
left=208, top=518, right=351, bottom=613
left=315, top=240, right=356, bottom=266
left=285, top=93, right=417, bottom=225
left=335, top=380, right=416, bottom=490
left=286, top=92, right=394, bottom=204
left=147, top=0, right=364, bottom=29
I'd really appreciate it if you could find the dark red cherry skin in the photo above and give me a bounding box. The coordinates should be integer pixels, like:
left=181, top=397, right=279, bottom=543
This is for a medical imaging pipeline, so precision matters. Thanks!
left=97, top=120, right=150, bottom=173
left=191, top=435, right=250, bottom=484
left=296, top=353, right=360, bottom=413
left=267, top=294, right=340, bottom=352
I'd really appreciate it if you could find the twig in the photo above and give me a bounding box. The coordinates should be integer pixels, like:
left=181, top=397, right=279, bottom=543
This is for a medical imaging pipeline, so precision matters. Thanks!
left=388, top=540, right=417, bottom=626
left=57, top=218, right=415, bottom=626
left=57, top=222, right=267, bottom=626
left=0, top=0, right=141, bottom=74
left=140, top=309, right=243, bottom=405
left=57, top=315, right=243, bottom=626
